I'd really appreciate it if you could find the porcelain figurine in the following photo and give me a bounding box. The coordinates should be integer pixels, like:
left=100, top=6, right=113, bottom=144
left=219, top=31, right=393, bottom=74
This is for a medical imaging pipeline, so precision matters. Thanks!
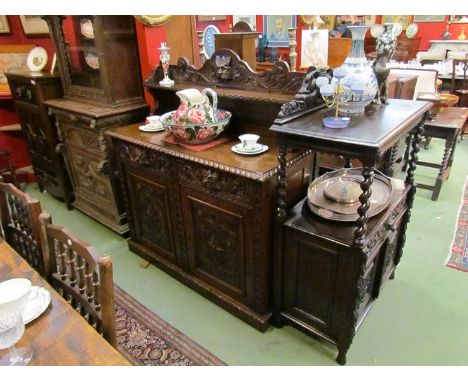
left=158, top=42, right=174, bottom=88
left=372, top=24, right=397, bottom=105
left=441, top=23, right=451, bottom=40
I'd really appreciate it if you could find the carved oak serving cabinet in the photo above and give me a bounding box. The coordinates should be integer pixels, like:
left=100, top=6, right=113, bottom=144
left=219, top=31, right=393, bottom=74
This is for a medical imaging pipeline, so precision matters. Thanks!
left=270, top=99, right=432, bottom=364
left=43, top=16, right=149, bottom=234
left=5, top=71, right=73, bottom=208
left=106, top=50, right=312, bottom=330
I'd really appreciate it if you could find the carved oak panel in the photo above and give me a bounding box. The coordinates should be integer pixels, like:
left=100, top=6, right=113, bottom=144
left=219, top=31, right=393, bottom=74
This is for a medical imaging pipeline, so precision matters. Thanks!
left=282, top=234, right=339, bottom=336
left=181, top=190, right=250, bottom=299
left=177, top=161, right=255, bottom=207
left=62, top=125, right=103, bottom=155
left=66, top=146, right=115, bottom=211
left=127, top=173, right=177, bottom=262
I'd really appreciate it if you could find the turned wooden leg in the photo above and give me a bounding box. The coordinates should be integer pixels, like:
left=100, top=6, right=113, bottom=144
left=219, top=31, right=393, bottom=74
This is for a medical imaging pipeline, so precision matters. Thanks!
left=394, top=112, right=427, bottom=272
left=336, top=350, right=347, bottom=365
left=432, top=134, right=452, bottom=201
left=353, top=165, right=374, bottom=247
left=273, top=141, right=288, bottom=327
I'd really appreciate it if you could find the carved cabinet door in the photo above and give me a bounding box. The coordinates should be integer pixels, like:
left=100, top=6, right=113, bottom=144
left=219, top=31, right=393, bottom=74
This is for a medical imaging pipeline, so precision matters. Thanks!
left=65, top=145, right=116, bottom=212
left=15, top=102, right=54, bottom=168
left=125, top=171, right=181, bottom=266
left=180, top=186, right=257, bottom=308
left=281, top=230, right=341, bottom=338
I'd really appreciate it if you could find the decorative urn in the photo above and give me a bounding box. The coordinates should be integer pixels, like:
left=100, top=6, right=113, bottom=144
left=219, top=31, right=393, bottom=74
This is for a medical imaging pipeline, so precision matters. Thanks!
left=339, top=25, right=378, bottom=115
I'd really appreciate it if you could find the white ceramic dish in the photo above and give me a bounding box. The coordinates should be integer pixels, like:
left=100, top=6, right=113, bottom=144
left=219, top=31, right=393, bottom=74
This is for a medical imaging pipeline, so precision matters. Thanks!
left=0, top=278, right=31, bottom=314
left=26, top=47, right=48, bottom=72
left=22, top=286, right=51, bottom=325
left=85, top=51, right=100, bottom=69
left=139, top=124, right=164, bottom=132
left=80, top=18, right=94, bottom=39
left=231, top=143, right=268, bottom=156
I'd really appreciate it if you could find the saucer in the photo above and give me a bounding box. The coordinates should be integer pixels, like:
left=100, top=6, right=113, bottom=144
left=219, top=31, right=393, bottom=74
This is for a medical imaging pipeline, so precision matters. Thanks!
left=22, top=286, right=51, bottom=325
left=232, top=143, right=268, bottom=156
left=139, top=124, right=164, bottom=132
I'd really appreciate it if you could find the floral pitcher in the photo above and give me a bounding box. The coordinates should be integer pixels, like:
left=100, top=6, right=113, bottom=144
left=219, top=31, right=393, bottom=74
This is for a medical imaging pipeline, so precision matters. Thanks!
left=174, top=88, right=218, bottom=125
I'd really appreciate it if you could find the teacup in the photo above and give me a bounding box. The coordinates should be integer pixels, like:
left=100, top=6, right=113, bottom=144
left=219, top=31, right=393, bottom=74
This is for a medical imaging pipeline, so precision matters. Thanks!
left=0, top=278, right=31, bottom=315
left=146, top=115, right=162, bottom=129
left=239, top=134, right=260, bottom=151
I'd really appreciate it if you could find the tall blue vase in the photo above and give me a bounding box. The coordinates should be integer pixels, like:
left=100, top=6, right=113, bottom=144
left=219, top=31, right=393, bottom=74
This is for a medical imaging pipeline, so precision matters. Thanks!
left=340, top=25, right=378, bottom=115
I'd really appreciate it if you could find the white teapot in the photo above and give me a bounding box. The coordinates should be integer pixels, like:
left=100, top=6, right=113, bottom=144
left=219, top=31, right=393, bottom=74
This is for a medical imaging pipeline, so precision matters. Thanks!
left=174, top=88, right=218, bottom=125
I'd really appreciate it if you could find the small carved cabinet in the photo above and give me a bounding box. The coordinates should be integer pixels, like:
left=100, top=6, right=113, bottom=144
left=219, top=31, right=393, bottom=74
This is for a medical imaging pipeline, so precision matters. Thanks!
left=43, top=16, right=149, bottom=234
left=270, top=99, right=431, bottom=364
left=5, top=71, right=73, bottom=207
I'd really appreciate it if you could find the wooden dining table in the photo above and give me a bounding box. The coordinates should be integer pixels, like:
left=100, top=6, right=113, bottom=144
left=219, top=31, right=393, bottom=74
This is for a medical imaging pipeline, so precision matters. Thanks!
left=0, top=238, right=130, bottom=366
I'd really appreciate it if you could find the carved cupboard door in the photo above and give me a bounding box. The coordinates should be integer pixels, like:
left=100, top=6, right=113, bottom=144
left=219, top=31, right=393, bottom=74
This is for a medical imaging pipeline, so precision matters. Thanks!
left=66, top=145, right=116, bottom=212
left=126, top=172, right=180, bottom=265
left=180, top=186, right=256, bottom=307
left=15, top=102, right=53, bottom=168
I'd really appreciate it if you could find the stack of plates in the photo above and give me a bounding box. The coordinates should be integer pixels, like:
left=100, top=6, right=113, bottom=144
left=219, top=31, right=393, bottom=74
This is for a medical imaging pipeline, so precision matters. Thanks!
left=306, top=168, right=393, bottom=222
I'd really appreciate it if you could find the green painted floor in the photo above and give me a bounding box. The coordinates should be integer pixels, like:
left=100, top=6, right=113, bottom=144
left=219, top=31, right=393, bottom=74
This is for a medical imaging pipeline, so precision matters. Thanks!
left=26, top=137, right=468, bottom=366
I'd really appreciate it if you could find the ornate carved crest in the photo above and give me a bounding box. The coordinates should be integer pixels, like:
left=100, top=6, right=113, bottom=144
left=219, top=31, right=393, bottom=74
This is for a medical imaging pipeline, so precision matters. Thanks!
left=146, top=49, right=305, bottom=95
left=274, top=66, right=333, bottom=124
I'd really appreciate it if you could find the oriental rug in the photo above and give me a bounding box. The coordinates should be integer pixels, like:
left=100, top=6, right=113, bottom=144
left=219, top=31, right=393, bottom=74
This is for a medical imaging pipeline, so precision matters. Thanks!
left=445, top=176, right=468, bottom=272
left=114, top=285, right=226, bottom=366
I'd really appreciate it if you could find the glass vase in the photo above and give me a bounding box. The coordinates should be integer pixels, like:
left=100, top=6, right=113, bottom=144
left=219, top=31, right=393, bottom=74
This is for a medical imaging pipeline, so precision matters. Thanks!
left=340, top=25, right=378, bottom=115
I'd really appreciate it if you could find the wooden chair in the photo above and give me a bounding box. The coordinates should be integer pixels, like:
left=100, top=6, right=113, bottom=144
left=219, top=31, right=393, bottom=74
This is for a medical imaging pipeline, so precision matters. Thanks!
left=451, top=58, right=468, bottom=107
left=39, top=213, right=116, bottom=347
left=389, top=68, right=438, bottom=99
left=0, top=182, right=46, bottom=274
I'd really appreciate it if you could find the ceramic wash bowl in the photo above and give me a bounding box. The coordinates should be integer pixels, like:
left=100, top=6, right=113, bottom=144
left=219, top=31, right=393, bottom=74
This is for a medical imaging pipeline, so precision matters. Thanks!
left=160, top=109, right=232, bottom=145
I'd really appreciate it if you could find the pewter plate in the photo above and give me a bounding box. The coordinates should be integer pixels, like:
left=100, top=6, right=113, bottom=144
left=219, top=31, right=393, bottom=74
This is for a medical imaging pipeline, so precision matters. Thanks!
left=307, top=168, right=393, bottom=222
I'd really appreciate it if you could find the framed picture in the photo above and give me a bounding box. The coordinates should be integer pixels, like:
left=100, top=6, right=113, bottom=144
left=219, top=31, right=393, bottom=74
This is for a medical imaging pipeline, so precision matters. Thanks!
left=381, top=15, right=411, bottom=30
left=301, top=29, right=328, bottom=69
left=19, top=15, right=49, bottom=35
left=233, top=15, right=256, bottom=31
left=412, top=15, right=446, bottom=23
left=0, top=16, right=10, bottom=33
left=449, top=15, right=468, bottom=23
left=298, top=16, right=334, bottom=30
left=263, top=15, right=297, bottom=47
left=198, top=15, right=227, bottom=22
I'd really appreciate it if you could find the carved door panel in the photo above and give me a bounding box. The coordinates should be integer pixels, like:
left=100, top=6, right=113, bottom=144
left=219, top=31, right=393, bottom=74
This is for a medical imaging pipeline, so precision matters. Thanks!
left=282, top=231, right=340, bottom=338
left=66, top=145, right=116, bottom=213
left=15, top=102, right=53, bottom=166
left=380, top=214, right=405, bottom=286
left=180, top=186, right=255, bottom=306
left=126, top=172, right=180, bottom=265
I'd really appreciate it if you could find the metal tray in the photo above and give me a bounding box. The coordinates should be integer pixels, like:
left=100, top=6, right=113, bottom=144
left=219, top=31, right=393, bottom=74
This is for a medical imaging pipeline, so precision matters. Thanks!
left=306, top=168, right=393, bottom=222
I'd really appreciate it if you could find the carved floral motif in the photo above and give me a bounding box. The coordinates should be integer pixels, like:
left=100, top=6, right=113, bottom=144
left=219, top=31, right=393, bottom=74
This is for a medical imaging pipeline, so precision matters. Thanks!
left=147, top=49, right=304, bottom=96
left=178, top=163, right=254, bottom=206
left=134, top=179, right=172, bottom=252
left=193, top=204, right=241, bottom=290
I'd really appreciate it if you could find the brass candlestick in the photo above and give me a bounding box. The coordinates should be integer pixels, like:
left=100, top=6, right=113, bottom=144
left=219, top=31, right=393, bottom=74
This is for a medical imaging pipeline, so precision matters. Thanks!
left=288, top=27, right=297, bottom=72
